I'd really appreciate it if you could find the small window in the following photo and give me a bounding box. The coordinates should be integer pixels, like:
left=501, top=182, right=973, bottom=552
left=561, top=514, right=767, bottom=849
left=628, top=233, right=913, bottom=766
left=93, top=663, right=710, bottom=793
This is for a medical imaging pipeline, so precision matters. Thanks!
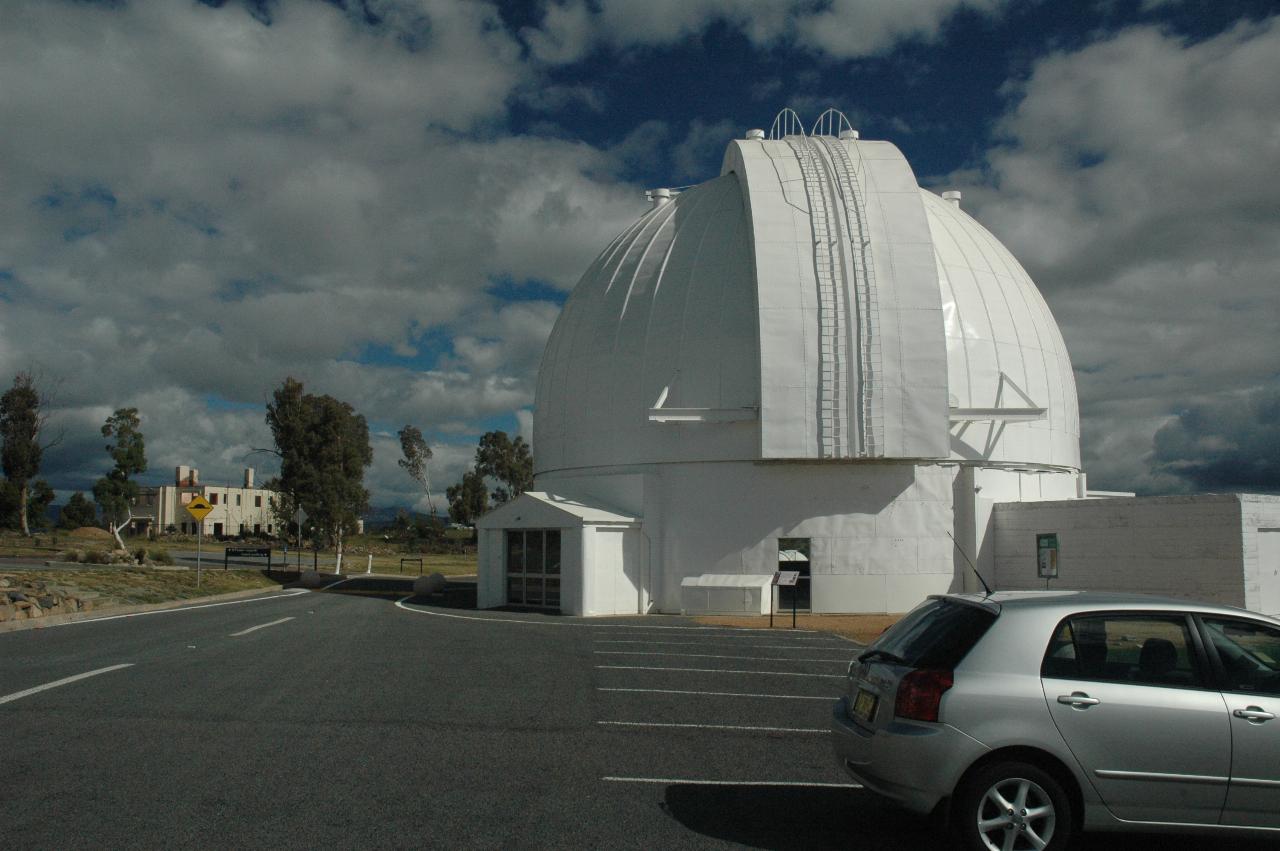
left=1043, top=615, right=1203, bottom=688
left=210, top=492, right=219, bottom=505
left=546, top=531, right=561, bottom=575
left=1203, top=618, right=1280, bottom=696
left=507, top=531, right=525, bottom=574
left=255, top=496, right=262, bottom=508
left=236, top=495, right=242, bottom=506
left=526, top=530, right=545, bottom=574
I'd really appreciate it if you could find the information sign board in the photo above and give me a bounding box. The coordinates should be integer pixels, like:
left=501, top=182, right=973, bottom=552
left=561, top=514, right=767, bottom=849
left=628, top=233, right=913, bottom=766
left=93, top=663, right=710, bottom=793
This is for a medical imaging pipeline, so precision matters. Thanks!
left=1037, top=533, right=1059, bottom=579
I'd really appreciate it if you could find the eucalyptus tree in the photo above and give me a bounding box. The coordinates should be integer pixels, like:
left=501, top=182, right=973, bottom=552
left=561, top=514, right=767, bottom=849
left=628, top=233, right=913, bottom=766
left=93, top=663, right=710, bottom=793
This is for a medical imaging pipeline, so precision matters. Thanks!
left=93, top=407, right=146, bottom=550
left=397, top=424, right=436, bottom=521
left=265, top=377, right=372, bottom=564
left=0, top=372, right=46, bottom=535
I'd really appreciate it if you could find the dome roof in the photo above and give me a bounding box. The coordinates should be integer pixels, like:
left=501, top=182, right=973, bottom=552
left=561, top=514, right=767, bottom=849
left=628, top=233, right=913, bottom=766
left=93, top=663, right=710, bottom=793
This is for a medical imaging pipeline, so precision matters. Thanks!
left=534, top=133, right=1079, bottom=475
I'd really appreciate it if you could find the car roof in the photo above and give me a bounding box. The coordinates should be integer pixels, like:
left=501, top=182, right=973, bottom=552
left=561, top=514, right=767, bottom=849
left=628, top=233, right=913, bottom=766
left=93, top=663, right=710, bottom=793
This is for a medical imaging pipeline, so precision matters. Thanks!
left=937, top=590, right=1280, bottom=624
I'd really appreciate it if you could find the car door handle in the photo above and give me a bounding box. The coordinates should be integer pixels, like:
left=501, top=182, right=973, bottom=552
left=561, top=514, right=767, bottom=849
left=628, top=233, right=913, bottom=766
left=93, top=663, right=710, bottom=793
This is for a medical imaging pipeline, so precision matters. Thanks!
left=1233, top=707, right=1276, bottom=723
left=1057, top=692, right=1101, bottom=708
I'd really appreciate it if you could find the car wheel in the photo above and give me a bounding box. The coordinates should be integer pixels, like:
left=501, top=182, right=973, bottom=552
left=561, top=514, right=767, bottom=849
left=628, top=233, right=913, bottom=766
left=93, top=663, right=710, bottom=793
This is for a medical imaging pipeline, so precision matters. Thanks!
left=954, top=760, right=1074, bottom=851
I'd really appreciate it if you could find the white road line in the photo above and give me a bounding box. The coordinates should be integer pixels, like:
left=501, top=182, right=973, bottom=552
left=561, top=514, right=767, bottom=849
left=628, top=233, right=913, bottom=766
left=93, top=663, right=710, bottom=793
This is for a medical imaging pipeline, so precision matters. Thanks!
left=598, top=687, right=833, bottom=701
left=41, top=590, right=309, bottom=628
left=597, top=665, right=844, bottom=679
left=595, top=640, right=845, bottom=647
left=393, top=598, right=820, bottom=632
left=0, top=664, right=135, bottom=706
left=595, top=651, right=848, bottom=663
left=602, top=777, right=862, bottom=788
left=229, top=616, right=295, bottom=637
left=599, top=721, right=826, bottom=734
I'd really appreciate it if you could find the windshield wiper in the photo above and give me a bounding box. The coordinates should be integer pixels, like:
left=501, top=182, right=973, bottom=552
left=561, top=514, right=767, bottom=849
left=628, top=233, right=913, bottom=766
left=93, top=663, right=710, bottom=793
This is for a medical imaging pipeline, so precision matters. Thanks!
left=857, top=648, right=908, bottom=665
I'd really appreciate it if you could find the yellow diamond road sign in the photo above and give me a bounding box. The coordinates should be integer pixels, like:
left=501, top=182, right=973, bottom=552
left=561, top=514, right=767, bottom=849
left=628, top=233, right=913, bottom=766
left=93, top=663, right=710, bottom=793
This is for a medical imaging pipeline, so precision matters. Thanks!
left=185, top=495, right=214, bottom=522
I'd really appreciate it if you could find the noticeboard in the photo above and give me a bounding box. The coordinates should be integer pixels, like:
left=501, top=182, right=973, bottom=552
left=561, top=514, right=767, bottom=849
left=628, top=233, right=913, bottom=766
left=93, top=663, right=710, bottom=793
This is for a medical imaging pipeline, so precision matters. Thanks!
left=1036, top=533, right=1059, bottom=579
left=774, top=570, right=800, bottom=587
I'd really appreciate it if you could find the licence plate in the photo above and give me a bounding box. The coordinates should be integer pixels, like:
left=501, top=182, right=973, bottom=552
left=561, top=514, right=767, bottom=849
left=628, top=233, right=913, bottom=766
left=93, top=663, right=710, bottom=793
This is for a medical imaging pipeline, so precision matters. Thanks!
left=852, top=688, right=878, bottom=723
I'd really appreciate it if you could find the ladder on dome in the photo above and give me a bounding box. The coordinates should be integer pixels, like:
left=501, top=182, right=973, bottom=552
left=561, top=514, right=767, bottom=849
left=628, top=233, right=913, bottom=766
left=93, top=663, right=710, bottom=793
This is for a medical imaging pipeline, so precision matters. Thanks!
left=818, top=135, right=881, bottom=456
left=786, top=131, right=850, bottom=458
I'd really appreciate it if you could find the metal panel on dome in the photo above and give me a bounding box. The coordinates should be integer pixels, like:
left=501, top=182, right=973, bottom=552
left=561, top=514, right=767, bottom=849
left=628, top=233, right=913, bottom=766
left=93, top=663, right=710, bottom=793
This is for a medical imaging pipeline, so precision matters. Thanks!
left=722, top=136, right=949, bottom=460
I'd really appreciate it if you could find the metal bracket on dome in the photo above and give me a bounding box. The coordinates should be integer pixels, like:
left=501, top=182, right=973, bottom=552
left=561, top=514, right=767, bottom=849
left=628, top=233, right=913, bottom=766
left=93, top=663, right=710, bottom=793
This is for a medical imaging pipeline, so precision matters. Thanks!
left=949, top=373, right=1047, bottom=423
left=648, top=408, right=759, bottom=424
left=810, top=108, right=854, bottom=138
left=648, top=381, right=758, bottom=423
left=769, top=108, right=806, bottom=140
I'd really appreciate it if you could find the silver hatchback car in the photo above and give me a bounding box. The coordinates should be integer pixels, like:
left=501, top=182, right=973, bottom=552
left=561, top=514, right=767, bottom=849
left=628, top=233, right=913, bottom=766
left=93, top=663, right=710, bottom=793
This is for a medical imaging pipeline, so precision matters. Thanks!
left=832, top=591, right=1280, bottom=849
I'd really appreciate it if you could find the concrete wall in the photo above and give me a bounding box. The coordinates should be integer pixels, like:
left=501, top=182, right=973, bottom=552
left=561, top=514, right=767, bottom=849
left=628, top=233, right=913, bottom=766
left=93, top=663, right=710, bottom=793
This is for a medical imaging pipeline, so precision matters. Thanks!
left=993, top=494, right=1247, bottom=607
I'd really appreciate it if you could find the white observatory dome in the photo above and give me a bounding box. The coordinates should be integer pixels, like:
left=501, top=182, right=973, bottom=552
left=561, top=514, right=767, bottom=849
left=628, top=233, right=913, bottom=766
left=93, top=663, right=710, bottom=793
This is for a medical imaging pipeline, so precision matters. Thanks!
left=535, top=118, right=1080, bottom=476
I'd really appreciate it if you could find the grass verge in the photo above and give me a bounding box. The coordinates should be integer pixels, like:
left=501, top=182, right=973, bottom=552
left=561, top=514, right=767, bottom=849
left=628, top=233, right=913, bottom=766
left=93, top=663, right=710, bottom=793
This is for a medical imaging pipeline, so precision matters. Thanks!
left=0, top=567, right=279, bottom=608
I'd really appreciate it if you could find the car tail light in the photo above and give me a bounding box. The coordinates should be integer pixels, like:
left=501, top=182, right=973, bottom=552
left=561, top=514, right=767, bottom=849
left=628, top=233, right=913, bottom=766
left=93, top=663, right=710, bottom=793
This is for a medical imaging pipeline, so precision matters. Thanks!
left=894, top=669, right=953, bottom=722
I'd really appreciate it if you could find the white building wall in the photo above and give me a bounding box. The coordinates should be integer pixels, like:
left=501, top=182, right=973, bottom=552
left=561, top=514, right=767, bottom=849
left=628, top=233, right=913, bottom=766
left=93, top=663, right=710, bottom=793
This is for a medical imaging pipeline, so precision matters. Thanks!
left=993, top=495, right=1247, bottom=607
left=545, top=460, right=964, bottom=615
left=476, top=529, right=505, bottom=609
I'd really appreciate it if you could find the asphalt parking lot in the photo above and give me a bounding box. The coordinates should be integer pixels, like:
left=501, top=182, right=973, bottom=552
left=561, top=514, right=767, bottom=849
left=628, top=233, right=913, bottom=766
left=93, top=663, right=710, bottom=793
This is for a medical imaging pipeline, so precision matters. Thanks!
left=5, top=579, right=1278, bottom=849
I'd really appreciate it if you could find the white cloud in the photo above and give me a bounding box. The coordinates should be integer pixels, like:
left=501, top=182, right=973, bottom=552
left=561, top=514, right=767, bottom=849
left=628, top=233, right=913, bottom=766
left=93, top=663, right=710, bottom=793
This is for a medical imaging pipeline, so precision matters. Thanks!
left=0, top=0, right=648, bottom=507
left=944, top=18, right=1280, bottom=492
left=521, top=0, right=1006, bottom=62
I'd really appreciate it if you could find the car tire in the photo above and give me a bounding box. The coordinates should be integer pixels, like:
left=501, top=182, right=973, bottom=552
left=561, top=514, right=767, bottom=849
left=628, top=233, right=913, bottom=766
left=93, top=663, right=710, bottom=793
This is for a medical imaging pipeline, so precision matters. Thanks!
left=953, top=760, right=1075, bottom=851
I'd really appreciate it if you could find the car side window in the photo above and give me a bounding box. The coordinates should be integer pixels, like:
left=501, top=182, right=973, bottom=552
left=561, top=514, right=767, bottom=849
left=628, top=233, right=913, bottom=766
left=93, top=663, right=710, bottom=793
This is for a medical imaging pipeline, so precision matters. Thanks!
left=1202, top=618, right=1280, bottom=697
left=1042, top=615, right=1203, bottom=688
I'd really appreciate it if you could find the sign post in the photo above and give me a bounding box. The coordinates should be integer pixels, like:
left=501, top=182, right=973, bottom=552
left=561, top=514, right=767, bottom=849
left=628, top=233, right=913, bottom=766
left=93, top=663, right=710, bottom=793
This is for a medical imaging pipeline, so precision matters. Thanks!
left=185, top=495, right=215, bottom=588
left=1036, top=532, right=1059, bottom=588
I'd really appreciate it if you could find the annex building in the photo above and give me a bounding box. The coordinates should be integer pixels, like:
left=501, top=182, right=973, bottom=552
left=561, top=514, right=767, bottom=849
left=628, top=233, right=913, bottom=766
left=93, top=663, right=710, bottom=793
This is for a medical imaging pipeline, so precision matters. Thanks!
left=132, top=465, right=278, bottom=539
left=476, top=110, right=1280, bottom=618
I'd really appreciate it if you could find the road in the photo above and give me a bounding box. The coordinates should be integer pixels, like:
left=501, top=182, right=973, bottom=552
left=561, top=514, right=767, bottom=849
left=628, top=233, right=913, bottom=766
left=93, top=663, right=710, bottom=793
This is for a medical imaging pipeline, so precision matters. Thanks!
left=3, top=579, right=1276, bottom=849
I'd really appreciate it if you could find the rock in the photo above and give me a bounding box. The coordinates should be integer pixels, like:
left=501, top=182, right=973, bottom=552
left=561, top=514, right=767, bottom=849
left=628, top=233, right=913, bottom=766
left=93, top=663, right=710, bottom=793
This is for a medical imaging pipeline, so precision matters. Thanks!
left=0, top=603, right=12, bottom=622
left=7, top=590, right=27, bottom=603
left=81, top=599, right=94, bottom=612
left=0, top=577, right=11, bottom=588
left=38, top=595, right=57, bottom=609
left=24, top=603, right=43, bottom=618
left=413, top=573, right=447, bottom=597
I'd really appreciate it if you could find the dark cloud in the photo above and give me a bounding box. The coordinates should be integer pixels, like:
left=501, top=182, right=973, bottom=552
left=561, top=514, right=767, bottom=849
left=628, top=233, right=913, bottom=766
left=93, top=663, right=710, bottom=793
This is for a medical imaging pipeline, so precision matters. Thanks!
left=1151, top=386, right=1280, bottom=492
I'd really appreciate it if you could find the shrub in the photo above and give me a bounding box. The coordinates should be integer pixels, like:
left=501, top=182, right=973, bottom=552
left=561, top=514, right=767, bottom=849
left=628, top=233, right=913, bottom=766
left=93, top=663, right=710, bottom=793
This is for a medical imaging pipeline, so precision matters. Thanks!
left=84, top=550, right=112, bottom=565
left=148, top=547, right=174, bottom=565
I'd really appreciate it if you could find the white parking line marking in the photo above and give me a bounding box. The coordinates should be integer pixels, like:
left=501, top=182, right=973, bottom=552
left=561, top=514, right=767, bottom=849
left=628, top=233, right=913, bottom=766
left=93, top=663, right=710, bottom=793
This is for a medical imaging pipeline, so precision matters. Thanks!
left=229, top=617, right=295, bottom=637
left=593, top=637, right=844, bottom=644
left=602, top=777, right=862, bottom=788
left=598, top=687, right=832, bottom=701
left=599, top=721, right=826, bottom=734
left=595, top=640, right=845, bottom=648
left=595, top=651, right=848, bottom=663
left=394, top=598, right=821, bottom=632
left=597, top=665, right=844, bottom=679
left=0, top=664, right=134, bottom=706
left=41, top=590, right=309, bottom=628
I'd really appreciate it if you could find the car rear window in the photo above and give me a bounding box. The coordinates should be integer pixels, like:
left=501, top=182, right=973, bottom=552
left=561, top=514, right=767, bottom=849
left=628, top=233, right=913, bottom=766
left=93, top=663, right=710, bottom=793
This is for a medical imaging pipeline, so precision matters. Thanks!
left=869, top=599, right=997, bottom=669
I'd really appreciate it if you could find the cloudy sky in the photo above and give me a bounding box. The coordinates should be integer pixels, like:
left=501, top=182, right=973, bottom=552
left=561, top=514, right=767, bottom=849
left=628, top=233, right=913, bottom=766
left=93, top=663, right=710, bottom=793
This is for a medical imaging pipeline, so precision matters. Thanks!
left=2, top=0, right=1277, bottom=512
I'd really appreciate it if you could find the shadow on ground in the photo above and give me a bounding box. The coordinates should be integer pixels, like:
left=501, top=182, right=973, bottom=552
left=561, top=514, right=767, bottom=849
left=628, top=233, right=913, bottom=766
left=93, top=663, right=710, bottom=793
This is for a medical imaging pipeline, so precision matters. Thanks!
left=661, top=785, right=1279, bottom=850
